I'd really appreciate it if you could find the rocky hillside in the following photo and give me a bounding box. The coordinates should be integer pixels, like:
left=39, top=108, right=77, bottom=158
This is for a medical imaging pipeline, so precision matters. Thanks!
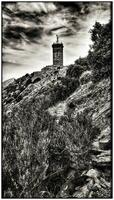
left=2, top=21, right=112, bottom=198
left=3, top=78, right=15, bottom=89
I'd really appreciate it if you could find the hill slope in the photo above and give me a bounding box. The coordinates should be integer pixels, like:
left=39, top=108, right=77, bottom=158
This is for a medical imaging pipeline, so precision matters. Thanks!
left=2, top=21, right=112, bottom=198
left=3, top=78, right=15, bottom=89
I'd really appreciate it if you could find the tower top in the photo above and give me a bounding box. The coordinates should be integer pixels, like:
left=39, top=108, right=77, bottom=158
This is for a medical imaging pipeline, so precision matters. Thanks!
left=52, top=35, right=63, bottom=47
left=56, top=35, right=59, bottom=43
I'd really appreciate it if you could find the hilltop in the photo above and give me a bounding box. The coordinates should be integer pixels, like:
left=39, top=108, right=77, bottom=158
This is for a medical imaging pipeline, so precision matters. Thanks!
left=2, top=20, right=111, bottom=198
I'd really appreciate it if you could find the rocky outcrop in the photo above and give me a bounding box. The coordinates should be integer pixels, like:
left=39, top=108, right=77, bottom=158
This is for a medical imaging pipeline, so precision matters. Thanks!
left=3, top=78, right=15, bottom=89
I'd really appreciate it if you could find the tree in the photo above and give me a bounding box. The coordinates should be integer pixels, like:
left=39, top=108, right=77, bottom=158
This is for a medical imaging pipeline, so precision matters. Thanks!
left=88, top=20, right=112, bottom=82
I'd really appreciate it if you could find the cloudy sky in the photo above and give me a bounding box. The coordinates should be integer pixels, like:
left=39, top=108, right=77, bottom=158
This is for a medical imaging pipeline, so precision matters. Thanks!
left=2, top=2, right=111, bottom=81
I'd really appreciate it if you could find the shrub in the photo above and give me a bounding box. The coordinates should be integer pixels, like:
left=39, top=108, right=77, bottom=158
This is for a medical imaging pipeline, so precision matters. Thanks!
left=80, top=71, right=92, bottom=85
left=49, top=77, right=79, bottom=106
left=66, top=64, right=84, bottom=79
left=59, top=113, right=100, bottom=173
left=88, top=21, right=111, bottom=82
left=43, top=112, right=100, bottom=197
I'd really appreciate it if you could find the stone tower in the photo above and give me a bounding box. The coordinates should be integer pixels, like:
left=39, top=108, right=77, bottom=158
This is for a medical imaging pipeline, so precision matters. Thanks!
left=52, top=35, right=64, bottom=66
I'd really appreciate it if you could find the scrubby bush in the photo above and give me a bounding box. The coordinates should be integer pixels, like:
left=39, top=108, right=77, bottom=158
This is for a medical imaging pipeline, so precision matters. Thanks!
left=59, top=112, right=100, bottom=173
left=49, top=77, right=79, bottom=106
left=43, top=112, right=100, bottom=197
left=80, top=71, right=92, bottom=85
left=39, top=76, right=80, bottom=110
left=3, top=97, right=100, bottom=198
left=66, top=64, right=84, bottom=79
left=66, top=57, right=89, bottom=79
left=75, top=57, right=89, bottom=67
left=46, top=125, right=71, bottom=196
left=2, top=107, right=55, bottom=198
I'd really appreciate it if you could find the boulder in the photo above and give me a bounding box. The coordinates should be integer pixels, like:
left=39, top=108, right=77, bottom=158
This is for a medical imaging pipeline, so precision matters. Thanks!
left=92, top=150, right=111, bottom=167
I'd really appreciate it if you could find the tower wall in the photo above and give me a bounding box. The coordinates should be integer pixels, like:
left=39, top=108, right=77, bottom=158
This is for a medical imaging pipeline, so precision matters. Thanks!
left=52, top=43, right=64, bottom=66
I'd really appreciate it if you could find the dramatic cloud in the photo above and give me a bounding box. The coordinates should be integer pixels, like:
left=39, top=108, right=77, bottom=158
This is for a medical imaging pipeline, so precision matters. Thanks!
left=4, top=2, right=57, bottom=13
left=2, top=2, right=111, bottom=81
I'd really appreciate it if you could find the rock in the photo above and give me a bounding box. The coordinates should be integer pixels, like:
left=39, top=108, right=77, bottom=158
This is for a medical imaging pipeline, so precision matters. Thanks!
left=3, top=78, right=15, bottom=89
left=73, top=178, right=94, bottom=198
left=73, top=168, right=111, bottom=198
left=86, top=168, right=99, bottom=178
left=99, top=139, right=111, bottom=150
left=48, top=101, right=66, bottom=117
left=98, top=126, right=110, bottom=140
left=92, top=150, right=111, bottom=167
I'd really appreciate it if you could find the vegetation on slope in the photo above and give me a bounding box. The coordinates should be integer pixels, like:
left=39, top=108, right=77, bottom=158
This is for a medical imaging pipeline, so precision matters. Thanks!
left=2, top=20, right=111, bottom=198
